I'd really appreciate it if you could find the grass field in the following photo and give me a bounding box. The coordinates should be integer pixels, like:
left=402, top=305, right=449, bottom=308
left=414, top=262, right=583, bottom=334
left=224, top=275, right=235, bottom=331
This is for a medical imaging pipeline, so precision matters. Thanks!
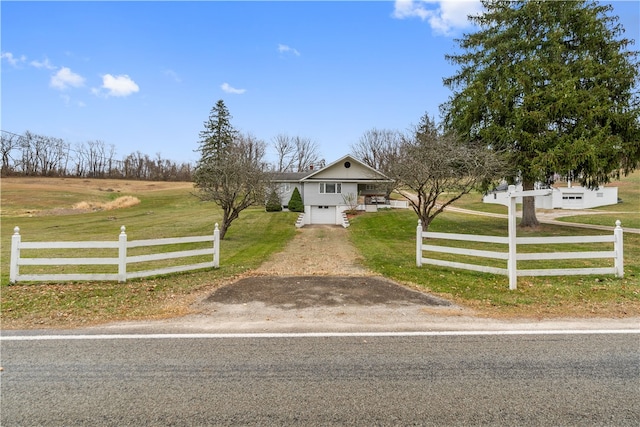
left=1, top=175, right=638, bottom=328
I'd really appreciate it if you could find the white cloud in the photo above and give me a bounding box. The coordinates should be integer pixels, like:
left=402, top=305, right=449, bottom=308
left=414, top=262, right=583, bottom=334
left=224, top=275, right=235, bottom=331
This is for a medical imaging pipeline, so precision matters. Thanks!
left=163, top=69, right=182, bottom=83
left=50, top=67, right=86, bottom=90
left=278, top=44, right=300, bottom=56
left=59, top=94, right=86, bottom=108
left=393, top=0, right=482, bottom=35
left=31, top=58, right=56, bottom=70
left=95, top=74, right=140, bottom=97
left=221, top=82, right=246, bottom=94
left=1, top=52, right=26, bottom=67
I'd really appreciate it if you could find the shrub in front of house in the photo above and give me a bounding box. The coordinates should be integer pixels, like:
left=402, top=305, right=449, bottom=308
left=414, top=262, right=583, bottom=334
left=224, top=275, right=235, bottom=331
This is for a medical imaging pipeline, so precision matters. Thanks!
left=266, top=190, right=283, bottom=212
left=288, top=187, right=304, bottom=212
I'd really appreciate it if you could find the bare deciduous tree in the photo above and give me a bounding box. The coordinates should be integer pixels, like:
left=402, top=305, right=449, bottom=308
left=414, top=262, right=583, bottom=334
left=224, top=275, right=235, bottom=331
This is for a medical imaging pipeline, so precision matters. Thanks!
left=350, top=128, right=402, bottom=173
left=350, top=128, right=402, bottom=196
left=194, top=133, right=268, bottom=239
left=293, top=136, right=322, bottom=172
left=1, top=131, right=22, bottom=175
left=390, top=114, right=505, bottom=230
left=271, top=134, right=323, bottom=172
left=273, top=134, right=296, bottom=172
left=2, top=129, right=193, bottom=180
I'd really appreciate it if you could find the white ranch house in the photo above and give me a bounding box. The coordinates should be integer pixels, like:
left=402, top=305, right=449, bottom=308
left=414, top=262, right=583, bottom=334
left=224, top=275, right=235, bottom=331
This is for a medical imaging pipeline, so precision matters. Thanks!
left=270, top=155, right=394, bottom=226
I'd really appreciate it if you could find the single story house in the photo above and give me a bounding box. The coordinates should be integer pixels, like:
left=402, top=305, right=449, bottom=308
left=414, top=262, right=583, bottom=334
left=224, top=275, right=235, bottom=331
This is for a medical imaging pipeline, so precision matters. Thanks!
left=270, top=155, right=394, bottom=227
left=483, top=183, right=618, bottom=209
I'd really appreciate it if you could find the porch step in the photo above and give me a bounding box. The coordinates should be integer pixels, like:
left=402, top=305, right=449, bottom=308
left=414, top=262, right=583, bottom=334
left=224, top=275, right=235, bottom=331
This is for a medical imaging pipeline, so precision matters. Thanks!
left=341, top=212, right=350, bottom=228
left=295, top=213, right=305, bottom=228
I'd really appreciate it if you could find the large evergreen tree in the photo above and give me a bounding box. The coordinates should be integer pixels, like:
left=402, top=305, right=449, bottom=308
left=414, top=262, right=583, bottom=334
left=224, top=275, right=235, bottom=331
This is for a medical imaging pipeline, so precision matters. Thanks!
left=442, top=0, right=640, bottom=227
left=197, top=99, right=237, bottom=165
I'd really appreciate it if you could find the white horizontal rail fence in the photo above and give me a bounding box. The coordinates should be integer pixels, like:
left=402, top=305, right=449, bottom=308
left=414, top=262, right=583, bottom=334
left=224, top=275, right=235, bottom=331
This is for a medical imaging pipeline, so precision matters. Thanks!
left=389, top=200, right=409, bottom=209
left=416, top=220, right=624, bottom=290
left=10, top=224, right=220, bottom=284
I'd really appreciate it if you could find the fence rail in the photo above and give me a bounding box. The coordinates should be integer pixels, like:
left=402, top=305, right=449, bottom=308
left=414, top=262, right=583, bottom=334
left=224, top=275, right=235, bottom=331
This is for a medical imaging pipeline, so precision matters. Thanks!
left=416, top=220, right=623, bottom=290
left=9, top=225, right=220, bottom=284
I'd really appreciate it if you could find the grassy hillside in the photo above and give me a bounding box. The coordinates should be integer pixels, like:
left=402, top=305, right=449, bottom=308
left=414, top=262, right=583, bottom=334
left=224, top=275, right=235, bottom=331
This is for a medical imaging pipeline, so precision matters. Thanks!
left=1, top=177, right=298, bottom=327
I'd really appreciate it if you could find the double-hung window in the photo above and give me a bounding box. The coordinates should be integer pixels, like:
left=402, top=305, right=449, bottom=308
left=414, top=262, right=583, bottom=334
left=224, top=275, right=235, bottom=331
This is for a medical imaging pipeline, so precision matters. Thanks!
left=319, top=182, right=341, bottom=194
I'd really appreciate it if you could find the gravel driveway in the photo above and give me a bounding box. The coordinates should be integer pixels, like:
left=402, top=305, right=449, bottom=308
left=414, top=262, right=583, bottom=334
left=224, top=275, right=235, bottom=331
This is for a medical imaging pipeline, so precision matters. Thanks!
left=252, top=225, right=370, bottom=276
left=185, top=225, right=464, bottom=332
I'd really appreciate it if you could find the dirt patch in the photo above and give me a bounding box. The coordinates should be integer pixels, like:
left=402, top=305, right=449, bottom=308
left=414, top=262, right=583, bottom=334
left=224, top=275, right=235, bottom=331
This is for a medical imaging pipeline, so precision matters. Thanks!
left=206, top=276, right=451, bottom=309
left=192, top=225, right=458, bottom=330
left=73, top=196, right=140, bottom=211
left=30, top=196, right=142, bottom=216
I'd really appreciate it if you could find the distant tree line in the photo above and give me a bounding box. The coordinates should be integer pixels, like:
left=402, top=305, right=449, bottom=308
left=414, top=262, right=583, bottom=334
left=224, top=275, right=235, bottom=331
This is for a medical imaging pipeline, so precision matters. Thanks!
left=1, top=130, right=194, bottom=181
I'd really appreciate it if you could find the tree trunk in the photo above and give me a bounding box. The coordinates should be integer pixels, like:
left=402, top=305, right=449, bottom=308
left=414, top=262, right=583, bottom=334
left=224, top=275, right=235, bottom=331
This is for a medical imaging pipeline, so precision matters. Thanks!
left=219, top=223, right=228, bottom=240
left=520, top=179, right=539, bottom=228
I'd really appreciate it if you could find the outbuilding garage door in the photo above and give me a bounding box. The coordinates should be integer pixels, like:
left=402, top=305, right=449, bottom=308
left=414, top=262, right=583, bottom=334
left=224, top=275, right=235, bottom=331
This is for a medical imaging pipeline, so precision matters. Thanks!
left=562, top=194, right=584, bottom=208
left=311, top=206, right=336, bottom=224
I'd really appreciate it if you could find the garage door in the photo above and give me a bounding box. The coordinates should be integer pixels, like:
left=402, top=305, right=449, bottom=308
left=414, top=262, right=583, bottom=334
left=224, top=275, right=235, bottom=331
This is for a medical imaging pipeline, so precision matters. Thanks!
left=311, top=206, right=336, bottom=224
left=562, top=194, right=584, bottom=208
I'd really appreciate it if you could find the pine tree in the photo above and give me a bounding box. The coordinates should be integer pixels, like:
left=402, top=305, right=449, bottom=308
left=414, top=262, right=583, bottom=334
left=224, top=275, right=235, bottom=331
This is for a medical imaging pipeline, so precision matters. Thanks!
left=287, top=187, right=304, bottom=212
left=196, top=99, right=236, bottom=164
left=265, top=189, right=283, bottom=212
left=442, top=0, right=640, bottom=227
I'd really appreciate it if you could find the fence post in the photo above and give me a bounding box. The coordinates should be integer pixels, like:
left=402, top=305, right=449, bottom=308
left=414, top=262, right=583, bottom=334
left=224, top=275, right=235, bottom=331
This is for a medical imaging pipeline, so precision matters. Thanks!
left=507, top=186, right=517, bottom=290
left=10, top=226, right=21, bottom=284
left=213, top=223, right=220, bottom=268
left=416, top=220, right=423, bottom=267
left=118, top=226, right=127, bottom=282
left=614, top=220, right=624, bottom=278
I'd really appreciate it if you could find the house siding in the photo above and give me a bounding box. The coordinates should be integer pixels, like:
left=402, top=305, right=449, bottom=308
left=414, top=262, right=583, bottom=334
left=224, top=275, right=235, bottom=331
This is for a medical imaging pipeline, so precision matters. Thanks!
left=277, top=183, right=303, bottom=207
left=303, top=182, right=358, bottom=206
left=309, top=161, right=379, bottom=180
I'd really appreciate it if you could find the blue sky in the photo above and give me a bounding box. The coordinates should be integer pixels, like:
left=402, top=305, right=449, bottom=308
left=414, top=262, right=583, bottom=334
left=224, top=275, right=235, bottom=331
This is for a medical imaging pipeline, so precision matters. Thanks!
left=2, top=1, right=638, bottom=166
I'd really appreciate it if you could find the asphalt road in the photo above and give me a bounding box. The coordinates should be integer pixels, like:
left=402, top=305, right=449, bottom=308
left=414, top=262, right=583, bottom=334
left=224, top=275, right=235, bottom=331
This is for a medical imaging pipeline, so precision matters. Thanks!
left=2, top=332, right=639, bottom=426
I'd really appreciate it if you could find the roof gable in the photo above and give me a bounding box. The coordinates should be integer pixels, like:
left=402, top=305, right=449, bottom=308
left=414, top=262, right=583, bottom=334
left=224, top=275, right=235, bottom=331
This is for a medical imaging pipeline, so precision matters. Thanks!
left=302, top=155, right=392, bottom=182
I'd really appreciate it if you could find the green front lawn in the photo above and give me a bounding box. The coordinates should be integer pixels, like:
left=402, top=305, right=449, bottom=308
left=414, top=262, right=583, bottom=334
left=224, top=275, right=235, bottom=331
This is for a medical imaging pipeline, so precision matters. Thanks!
left=349, top=209, right=639, bottom=318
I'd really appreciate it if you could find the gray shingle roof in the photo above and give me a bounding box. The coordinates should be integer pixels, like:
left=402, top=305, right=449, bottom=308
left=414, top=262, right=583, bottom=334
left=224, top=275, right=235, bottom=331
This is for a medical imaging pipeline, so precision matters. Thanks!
left=268, top=171, right=314, bottom=181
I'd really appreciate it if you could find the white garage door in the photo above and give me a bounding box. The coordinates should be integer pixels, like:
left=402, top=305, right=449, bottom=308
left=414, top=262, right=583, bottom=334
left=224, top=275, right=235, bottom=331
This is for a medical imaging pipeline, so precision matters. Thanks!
left=562, top=194, right=584, bottom=208
left=311, top=206, right=336, bottom=224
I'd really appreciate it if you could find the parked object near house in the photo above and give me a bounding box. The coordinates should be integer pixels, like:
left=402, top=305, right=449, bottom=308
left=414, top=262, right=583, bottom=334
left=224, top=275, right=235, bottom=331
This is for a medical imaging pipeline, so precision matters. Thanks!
left=484, top=183, right=618, bottom=209
left=270, top=155, right=394, bottom=226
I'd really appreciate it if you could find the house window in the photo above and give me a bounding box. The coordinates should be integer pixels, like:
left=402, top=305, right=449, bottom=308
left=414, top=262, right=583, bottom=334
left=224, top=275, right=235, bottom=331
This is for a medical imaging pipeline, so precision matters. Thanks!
left=319, top=182, right=341, bottom=194
left=281, top=183, right=291, bottom=192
